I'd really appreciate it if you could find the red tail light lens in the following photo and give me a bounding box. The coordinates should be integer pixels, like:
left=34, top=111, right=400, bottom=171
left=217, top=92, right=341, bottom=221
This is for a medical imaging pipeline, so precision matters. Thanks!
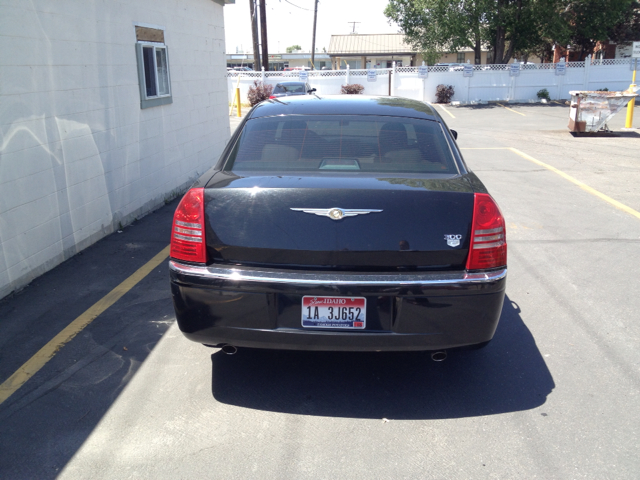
left=170, top=188, right=206, bottom=264
left=269, top=95, right=275, bottom=99
left=466, top=193, right=507, bottom=270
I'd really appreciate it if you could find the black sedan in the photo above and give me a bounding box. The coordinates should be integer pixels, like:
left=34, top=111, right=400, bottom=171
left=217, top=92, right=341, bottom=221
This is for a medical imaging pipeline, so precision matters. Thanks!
left=269, top=81, right=315, bottom=99
left=169, top=95, right=506, bottom=355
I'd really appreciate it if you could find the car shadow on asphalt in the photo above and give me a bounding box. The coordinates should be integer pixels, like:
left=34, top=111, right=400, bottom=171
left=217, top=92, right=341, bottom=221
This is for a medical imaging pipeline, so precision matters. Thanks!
left=0, top=200, right=178, bottom=479
left=569, top=131, right=640, bottom=138
left=210, top=294, right=554, bottom=419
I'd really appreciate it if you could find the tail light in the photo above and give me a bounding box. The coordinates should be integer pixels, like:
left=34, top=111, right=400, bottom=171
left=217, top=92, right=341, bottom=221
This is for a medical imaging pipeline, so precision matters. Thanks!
left=466, top=193, right=507, bottom=270
left=269, top=95, right=275, bottom=99
left=170, top=188, right=206, bottom=264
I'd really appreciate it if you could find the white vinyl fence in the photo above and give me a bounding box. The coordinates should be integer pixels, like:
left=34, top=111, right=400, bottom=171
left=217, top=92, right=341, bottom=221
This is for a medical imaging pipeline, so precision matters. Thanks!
left=228, top=57, right=636, bottom=105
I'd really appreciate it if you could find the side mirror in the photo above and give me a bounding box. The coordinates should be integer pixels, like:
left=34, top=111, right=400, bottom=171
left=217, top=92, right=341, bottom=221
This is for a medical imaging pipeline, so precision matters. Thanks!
left=308, top=88, right=317, bottom=94
left=450, top=129, right=458, bottom=140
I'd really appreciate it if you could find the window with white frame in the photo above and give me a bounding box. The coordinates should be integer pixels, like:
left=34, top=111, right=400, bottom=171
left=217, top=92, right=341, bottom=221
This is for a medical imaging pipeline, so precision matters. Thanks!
left=456, top=52, right=465, bottom=63
left=135, top=26, right=172, bottom=108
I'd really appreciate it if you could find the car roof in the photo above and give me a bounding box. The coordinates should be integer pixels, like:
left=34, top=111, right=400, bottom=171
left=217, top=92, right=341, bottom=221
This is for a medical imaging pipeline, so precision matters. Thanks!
left=248, top=95, right=439, bottom=121
left=275, top=81, right=307, bottom=85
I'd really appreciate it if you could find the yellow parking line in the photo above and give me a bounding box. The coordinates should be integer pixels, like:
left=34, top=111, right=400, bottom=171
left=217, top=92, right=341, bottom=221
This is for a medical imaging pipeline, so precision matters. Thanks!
left=438, top=104, right=455, bottom=118
left=0, top=245, right=171, bottom=405
left=497, top=103, right=526, bottom=116
left=462, top=147, right=640, bottom=221
left=508, top=148, right=640, bottom=221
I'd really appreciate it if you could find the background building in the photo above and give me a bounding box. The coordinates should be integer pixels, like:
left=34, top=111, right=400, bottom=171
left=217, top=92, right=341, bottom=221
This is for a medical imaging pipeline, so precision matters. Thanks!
left=328, top=34, right=417, bottom=69
left=227, top=53, right=331, bottom=70
left=327, top=34, right=541, bottom=68
left=0, top=0, right=234, bottom=300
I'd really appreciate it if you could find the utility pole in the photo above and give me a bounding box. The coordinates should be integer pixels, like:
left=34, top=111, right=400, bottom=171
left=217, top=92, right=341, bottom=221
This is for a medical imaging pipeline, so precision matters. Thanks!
left=311, top=0, right=318, bottom=69
left=249, top=0, right=261, bottom=70
left=259, top=0, right=269, bottom=71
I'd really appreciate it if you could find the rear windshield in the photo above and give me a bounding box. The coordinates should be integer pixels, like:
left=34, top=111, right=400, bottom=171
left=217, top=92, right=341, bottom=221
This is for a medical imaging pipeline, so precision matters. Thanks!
left=224, top=115, right=459, bottom=174
left=273, top=83, right=306, bottom=94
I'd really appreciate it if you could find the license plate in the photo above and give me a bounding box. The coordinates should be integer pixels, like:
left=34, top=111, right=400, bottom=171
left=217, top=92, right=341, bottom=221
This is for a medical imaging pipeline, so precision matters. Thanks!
left=301, top=296, right=366, bottom=329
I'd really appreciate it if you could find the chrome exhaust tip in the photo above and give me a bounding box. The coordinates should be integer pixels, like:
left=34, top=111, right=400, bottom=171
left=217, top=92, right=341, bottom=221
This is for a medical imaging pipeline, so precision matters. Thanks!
left=431, top=351, right=447, bottom=362
left=221, top=345, right=238, bottom=355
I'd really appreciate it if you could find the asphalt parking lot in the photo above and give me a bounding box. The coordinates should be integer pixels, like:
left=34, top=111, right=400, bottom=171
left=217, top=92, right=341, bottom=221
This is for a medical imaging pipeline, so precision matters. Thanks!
left=1, top=100, right=639, bottom=479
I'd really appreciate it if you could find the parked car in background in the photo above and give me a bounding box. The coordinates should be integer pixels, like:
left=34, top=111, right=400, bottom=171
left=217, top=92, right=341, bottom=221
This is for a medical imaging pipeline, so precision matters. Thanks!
left=227, top=66, right=254, bottom=73
left=269, top=81, right=316, bottom=99
left=169, top=95, right=507, bottom=356
left=284, top=66, right=312, bottom=75
left=434, top=63, right=465, bottom=71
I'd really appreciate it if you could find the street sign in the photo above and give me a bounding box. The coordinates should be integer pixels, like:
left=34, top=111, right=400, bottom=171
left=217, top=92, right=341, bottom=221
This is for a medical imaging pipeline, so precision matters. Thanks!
left=367, top=69, right=377, bottom=82
left=463, top=63, right=474, bottom=77
left=632, top=41, right=640, bottom=58
left=510, top=62, right=520, bottom=77
left=298, top=70, right=308, bottom=80
left=418, top=66, right=428, bottom=78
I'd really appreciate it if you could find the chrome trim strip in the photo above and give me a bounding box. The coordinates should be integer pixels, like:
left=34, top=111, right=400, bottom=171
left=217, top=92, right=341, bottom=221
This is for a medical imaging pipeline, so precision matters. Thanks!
left=473, top=241, right=504, bottom=249
left=475, top=227, right=503, bottom=235
left=175, top=227, right=202, bottom=236
left=173, top=233, right=202, bottom=243
left=473, top=234, right=503, bottom=242
left=170, top=261, right=507, bottom=286
left=176, top=220, right=201, bottom=229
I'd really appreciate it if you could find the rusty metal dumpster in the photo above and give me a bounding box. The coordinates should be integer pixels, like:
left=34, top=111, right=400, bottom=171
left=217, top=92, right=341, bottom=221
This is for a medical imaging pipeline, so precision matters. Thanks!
left=568, top=90, right=638, bottom=132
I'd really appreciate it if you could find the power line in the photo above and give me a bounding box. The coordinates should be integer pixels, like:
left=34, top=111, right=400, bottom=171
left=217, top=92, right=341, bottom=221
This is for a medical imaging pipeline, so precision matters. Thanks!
left=282, top=0, right=313, bottom=11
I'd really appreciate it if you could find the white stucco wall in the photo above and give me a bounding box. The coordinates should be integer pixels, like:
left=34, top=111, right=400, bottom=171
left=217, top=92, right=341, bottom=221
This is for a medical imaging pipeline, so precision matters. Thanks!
left=0, top=0, right=230, bottom=299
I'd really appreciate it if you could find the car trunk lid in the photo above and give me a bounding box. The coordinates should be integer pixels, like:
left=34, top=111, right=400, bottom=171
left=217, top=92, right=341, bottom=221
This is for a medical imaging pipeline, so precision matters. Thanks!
left=204, top=174, right=475, bottom=270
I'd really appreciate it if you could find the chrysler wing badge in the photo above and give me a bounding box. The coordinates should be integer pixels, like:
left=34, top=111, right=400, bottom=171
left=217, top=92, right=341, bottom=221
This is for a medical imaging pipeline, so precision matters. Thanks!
left=291, top=208, right=383, bottom=220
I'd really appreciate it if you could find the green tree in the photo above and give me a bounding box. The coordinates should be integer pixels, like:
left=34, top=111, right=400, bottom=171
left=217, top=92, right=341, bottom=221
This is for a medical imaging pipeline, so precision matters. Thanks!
left=558, top=0, right=637, bottom=60
left=609, top=0, right=640, bottom=43
left=385, top=0, right=640, bottom=64
left=385, top=0, right=552, bottom=64
left=286, top=44, right=302, bottom=53
left=384, top=0, right=491, bottom=64
left=487, top=0, right=565, bottom=63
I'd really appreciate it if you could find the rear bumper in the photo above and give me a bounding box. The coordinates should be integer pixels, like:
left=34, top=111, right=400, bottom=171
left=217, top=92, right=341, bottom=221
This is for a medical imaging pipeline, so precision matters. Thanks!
left=170, top=261, right=507, bottom=352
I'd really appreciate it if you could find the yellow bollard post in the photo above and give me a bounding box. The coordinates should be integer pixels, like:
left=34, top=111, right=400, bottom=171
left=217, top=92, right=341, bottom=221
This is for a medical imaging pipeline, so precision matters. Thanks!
left=625, top=60, right=637, bottom=128
left=235, top=87, right=241, bottom=117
